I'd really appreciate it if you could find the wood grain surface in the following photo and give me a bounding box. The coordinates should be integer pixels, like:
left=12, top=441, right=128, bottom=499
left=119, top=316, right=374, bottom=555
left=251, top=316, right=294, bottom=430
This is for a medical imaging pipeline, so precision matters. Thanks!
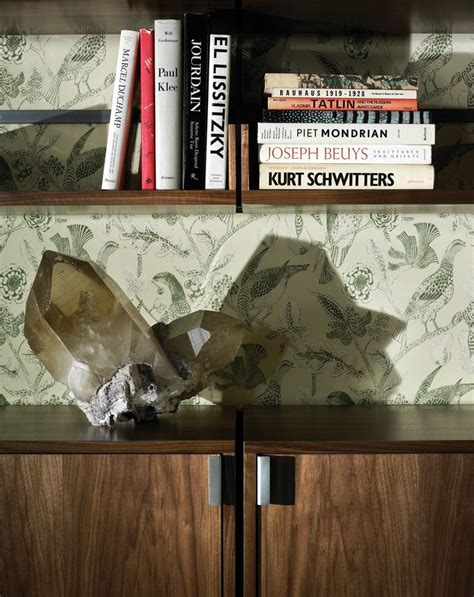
left=242, top=189, right=474, bottom=207
left=0, top=454, right=225, bottom=596
left=244, top=453, right=257, bottom=597
left=0, top=455, right=64, bottom=597
left=244, top=406, right=474, bottom=453
left=259, top=453, right=474, bottom=597
left=0, top=406, right=236, bottom=454
left=0, top=189, right=236, bottom=207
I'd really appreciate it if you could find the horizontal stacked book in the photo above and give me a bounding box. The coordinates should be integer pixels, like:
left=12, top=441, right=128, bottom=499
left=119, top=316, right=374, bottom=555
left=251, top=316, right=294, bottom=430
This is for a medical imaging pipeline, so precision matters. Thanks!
left=102, top=15, right=232, bottom=191
left=258, top=73, right=435, bottom=190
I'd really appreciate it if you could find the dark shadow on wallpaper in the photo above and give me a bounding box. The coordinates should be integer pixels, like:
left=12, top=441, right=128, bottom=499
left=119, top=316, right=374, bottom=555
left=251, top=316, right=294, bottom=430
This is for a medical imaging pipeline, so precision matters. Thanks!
left=214, top=235, right=404, bottom=406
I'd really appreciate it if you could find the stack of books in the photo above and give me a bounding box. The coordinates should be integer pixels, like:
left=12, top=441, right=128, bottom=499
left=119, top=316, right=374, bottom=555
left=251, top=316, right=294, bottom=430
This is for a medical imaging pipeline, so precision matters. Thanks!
left=102, top=15, right=232, bottom=191
left=258, top=74, right=435, bottom=190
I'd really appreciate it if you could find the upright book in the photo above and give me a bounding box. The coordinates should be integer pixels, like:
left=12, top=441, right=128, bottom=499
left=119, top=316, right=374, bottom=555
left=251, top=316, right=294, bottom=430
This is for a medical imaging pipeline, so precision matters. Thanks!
left=154, top=20, right=182, bottom=190
left=140, top=29, right=155, bottom=190
left=182, top=13, right=210, bottom=189
left=102, top=30, right=139, bottom=190
left=205, top=33, right=231, bottom=189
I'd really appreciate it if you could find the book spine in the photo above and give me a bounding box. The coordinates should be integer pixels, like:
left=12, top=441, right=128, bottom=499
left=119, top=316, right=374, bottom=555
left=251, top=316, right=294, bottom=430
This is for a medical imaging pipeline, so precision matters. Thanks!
left=140, top=29, right=155, bottom=190
left=154, top=20, right=182, bottom=190
left=261, top=109, right=432, bottom=124
left=259, top=163, right=434, bottom=190
left=264, top=73, right=418, bottom=94
left=182, top=14, right=209, bottom=189
left=257, top=123, right=435, bottom=145
left=271, top=88, right=417, bottom=99
left=205, top=34, right=231, bottom=189
left=268, top=97, right=418, bottom=111
left=259, top=144, right=432, bottom=164
left=102, top=30, right=139, bottom=190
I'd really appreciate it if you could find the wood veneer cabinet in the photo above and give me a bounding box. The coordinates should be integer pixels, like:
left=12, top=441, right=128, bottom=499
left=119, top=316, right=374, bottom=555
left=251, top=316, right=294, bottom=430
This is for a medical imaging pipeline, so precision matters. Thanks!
left=0, top=406, right=236, bottom=597
left=243, top=406, right=474, bottom=597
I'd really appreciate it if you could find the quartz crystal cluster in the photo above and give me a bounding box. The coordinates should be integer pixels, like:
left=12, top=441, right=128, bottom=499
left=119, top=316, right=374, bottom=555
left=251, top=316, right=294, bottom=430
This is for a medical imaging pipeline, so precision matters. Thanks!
left=25, top=251, right=244, bottom=426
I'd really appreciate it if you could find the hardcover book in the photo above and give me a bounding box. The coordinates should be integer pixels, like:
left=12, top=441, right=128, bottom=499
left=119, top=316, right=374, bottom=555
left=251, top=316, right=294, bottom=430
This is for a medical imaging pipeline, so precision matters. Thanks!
left=102, top=30, right=139, bottom=190
left=271, top=88, right=417, bottom=99
left=264, top=73, right=418, bottom=95
left=205, top=34, right=231, bottom=189
left=261, top=109, right=432, bottom=124
left=259, top=163, right=435, bottom=190
left=154, top=20, right=182, bottom=190
left=182, top=13, right=209, bottom=189
left=140, top=29, right=155, bottom=190
left=259, top=144, right=432, bottom=164
left=267, top=97, right=417, bottom=111
left=257, top=123, right=435, bottom=145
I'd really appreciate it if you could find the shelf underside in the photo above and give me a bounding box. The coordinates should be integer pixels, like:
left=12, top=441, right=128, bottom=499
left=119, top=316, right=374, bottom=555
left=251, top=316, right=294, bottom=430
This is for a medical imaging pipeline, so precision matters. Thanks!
left=1, top=2, right=474, bottom=33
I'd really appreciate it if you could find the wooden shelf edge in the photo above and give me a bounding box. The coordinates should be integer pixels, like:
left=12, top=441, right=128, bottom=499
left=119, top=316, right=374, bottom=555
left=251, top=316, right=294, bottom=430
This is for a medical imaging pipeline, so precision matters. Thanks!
left=0, top=190, right=236, bottom=207
left=242, top=189, right=474, bottom=207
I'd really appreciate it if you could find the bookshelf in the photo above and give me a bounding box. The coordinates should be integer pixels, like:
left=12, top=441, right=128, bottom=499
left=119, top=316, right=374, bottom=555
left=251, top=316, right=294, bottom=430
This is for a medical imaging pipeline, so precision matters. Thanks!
left=0, top=1, right=473, bottom=211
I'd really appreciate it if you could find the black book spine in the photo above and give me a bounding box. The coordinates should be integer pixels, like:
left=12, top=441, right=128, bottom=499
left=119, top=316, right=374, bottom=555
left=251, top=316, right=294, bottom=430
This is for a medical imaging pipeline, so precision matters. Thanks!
left=182, top=13, right=209, bottom=189
left=262, top=109, right=432, bottom=124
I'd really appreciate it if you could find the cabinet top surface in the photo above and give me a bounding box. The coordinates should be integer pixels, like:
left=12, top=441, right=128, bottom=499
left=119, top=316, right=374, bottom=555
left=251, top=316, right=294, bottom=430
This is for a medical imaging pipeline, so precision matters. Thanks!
left=0, top=406, right=235, bottom=454
left=244, top=406, right=474, bottom=453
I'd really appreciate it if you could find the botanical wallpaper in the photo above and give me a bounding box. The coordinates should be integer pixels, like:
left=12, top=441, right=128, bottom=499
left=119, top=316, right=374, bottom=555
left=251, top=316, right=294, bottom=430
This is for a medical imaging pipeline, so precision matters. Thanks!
left=0, top=33, right=473, bottom=408
left=0, top=32, right=473, bottom=189
left=0, top=209, right=472, bottom=406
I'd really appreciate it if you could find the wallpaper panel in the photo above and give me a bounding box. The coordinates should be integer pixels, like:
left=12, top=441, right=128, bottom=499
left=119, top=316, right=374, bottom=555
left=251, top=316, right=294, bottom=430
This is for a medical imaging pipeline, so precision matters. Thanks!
left=0, top=209, right=472, bottom=406
left=0, top=32, right=473, bottom=190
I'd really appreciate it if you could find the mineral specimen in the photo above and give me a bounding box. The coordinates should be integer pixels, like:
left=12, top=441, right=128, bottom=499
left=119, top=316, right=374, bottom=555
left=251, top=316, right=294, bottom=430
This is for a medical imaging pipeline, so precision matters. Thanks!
left=25, top=251, right=244, bottom=426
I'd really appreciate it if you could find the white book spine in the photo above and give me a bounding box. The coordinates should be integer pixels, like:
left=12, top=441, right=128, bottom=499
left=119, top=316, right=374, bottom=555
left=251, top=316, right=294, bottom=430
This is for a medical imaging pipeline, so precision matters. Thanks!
left=205, top=34, right=231, bottom=189
left=259, top=163, right=435, bottom=190
left=154, top=20, right=182, bottom=190
left=259, top=144, right=432, bottom=164
left=102, top=30, right=139, bottom=190
left=271, top=88, right=417, bottom=99
left=257, top=123, right=435, bottom=145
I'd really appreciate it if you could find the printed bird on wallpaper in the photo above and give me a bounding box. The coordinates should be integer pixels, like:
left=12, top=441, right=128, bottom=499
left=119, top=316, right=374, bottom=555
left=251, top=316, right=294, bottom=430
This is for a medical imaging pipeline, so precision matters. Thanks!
left=63, top=128, right=106, bottom=190
left=404, top=33, right=453, bottom=94
left=253, top=360, right=294, bottom=405
left=236, top=245, right=309, bottom=327
left=397, top=239, right=466, bottom=337
left=415, top=365, right=474, bottom=404
left=388, top=222, right=440, bottom=270
left=214, top=343, right=268, bottom=391
left=152, top=272, right=191, bottom=323
left=326, top=211, right=363, bottom=267
left=432, top=142, right=474, bottom=177
left=44, top=34, right=106, bottom=107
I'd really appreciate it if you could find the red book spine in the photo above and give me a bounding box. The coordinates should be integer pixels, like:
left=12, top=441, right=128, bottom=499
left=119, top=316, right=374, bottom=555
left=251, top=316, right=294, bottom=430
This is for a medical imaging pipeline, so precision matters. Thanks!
left=140, top=29, right=155, bottom=189
left=268, top=97, right=418, bottom=111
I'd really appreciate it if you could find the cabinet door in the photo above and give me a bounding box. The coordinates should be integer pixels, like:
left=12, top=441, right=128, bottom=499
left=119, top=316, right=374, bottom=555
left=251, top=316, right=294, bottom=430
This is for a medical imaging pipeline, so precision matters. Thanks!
left=256, top=454, right=474, bottom=597
left=0, top=454, right=223, bottom=597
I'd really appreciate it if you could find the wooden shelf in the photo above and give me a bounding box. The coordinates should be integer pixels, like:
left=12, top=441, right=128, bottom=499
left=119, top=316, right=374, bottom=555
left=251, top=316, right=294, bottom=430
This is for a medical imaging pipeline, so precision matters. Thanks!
left=0, top=406, right=236, bottom=454
left=244, top=406, right=474, bottom=453
left=241, top=189, right=474, bottom=211
left=0, top=190, right=236, bottom=214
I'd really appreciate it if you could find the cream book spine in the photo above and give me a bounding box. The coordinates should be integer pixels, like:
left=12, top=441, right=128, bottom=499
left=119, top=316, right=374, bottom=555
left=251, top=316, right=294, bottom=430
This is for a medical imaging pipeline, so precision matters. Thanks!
left=102, top=30, right=139, bottom=190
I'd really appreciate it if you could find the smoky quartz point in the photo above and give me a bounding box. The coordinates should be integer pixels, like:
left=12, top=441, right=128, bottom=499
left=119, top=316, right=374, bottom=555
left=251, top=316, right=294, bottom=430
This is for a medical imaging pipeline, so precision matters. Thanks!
left=25, top=251, right=244, bottom=426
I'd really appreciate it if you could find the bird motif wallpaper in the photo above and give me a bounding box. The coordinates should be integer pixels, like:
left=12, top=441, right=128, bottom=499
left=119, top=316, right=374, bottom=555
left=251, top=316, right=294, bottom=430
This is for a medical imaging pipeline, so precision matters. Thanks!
left=0, top=32, right=473, bottom=189
left=0, top=209, right=472, bottom=406
left=0, top=32, right=473, bottom=407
